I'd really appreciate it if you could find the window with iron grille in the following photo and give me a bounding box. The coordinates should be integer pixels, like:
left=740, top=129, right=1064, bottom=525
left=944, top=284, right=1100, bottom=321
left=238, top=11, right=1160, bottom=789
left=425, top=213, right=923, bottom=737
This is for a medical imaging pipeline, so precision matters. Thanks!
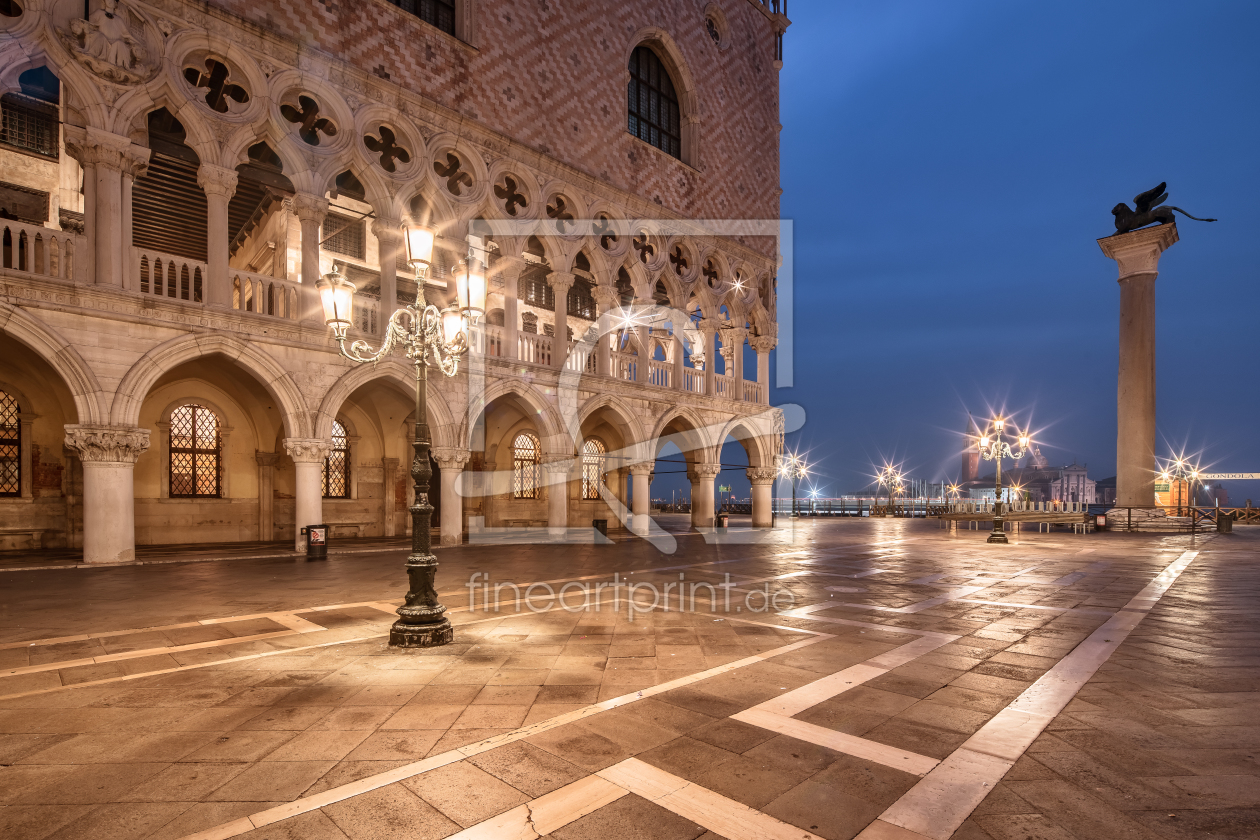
left=568, top=280, right=596, bottom=320
left=0, top=95, right=58, bottom=159
left=384, top=0, right=456, bottom=36
left=581, top=437, right=605, bottom=500
left=169, top=404, right=221, bottom=497
left=0, top=391, right=19, bottom=497
left=519, top=269, right=554, bottom=311
left=322, top=213, right=365, bottom=260
left=627, top=46, right=681, bottom=160
left=323, top=420, right=350, bottom=498
left=513, top=432, right=540, bottom=499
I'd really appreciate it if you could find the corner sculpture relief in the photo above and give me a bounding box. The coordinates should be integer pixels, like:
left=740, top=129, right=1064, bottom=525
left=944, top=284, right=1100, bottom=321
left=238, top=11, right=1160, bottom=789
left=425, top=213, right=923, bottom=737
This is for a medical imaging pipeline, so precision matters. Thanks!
left=1110, top=182, right=1217, bottom=235
left=60, top=0, right=153, bottom=84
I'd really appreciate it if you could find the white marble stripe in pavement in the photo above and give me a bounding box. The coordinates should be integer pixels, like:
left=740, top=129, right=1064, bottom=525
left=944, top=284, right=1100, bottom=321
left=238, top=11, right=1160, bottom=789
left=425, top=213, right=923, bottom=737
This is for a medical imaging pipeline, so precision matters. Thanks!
left=860, top=549, right=1199, bottom=840
left=954, top=599, right=1113, bottom=616
left=175, top=624, right=834, bottom=840
left=734, top=708, right=940, bottom=776
left=443, top=775, right=629, bottom=839
left=597, top=758, right=826, bottom=840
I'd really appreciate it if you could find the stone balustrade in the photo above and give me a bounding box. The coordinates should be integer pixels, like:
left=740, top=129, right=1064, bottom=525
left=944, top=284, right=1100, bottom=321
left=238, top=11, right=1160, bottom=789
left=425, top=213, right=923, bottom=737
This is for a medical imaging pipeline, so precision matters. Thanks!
left=1, top=220, right=81, bottom=282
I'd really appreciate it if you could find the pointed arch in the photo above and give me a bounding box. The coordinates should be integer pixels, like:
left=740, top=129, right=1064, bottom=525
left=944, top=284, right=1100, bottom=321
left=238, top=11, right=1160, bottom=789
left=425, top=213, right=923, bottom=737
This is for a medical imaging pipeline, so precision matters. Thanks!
left=574, top=393, right=648, bottom=457
left=465, top=379, right=564, bottom=451
left=650, top=406, right=715, bottom=464
left=0, top=303, right=106, bottom=425
left=110, top=334, right=310, bottom=437
left=314, top=358, right=456, bottom=447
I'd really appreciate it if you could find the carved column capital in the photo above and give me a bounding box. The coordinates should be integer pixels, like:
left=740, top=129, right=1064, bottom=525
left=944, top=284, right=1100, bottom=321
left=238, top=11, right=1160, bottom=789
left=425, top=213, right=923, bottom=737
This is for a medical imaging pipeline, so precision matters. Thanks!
left=688, top=462, right=721, bottom=481
left=592, top=284, right=619, bottom=310
left=746, top=466, right=778, bottom=486
left=547, top=271, right=576, bottom=293
left=698, top=318, right=722, bottom=336
left=65, top=127, right=135, bottom=171
left=431, top=447, right=471, bottom=470
left=64, top=424, right=151, bottom=464
left=371, top=218, right=403, bottom=244
left=628, top=462, right=653, bottom=476
left=750, top=335, right=778, bottom=353
left=255, top=450, right=281, bottom=467
left=1097, top=224, right=1179, bottom=281
left=283, top=437, right=333, bottom=463
left=542, top=456, right=577, bottom=476
left=291, top=194, right=330, bottom=225
left=198, top=164, right=239, bottom=200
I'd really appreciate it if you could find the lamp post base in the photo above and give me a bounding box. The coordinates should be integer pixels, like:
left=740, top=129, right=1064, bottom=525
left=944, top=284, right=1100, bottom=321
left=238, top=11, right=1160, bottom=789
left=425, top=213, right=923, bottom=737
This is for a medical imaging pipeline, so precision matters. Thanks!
left=986, top=521, right=1008, bottom=544
left=389, top=618, right=453, bottom=648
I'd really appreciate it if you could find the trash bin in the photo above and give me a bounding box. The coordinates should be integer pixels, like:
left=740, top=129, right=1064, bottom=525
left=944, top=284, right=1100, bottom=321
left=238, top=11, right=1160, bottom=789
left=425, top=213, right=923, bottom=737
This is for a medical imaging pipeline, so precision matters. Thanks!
left=302, top=524, right=328, bottom=559
left=715, top=513, right=729, bottom=528
left=1095, top=514, right=1107, bottom=531
left=1217, top=511, right=1234, bottom=534
left=592, top=519, right=608, bottom=537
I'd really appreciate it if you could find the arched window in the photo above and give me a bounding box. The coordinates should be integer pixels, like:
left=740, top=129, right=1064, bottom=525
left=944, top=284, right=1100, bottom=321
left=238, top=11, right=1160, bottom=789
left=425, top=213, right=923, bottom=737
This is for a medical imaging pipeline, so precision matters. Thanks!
left=324, top=420, right=350, bottom=498
left=581, top=438, right=606, bottom=500
left=169, top=404, right=221, bottom=497
left=512, top=432, right=540, bottom=499
left=0, top=391, right=20, bottom=497
left=628, top=45, right=681, bottom=159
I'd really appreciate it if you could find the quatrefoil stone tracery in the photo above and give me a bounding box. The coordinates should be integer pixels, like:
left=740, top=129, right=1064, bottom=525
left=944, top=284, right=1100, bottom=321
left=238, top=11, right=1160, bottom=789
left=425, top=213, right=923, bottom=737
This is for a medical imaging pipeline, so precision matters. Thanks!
left=280, top=95, right=338, bottom=146
left=364, top=125, right=410, bottom=173
left=183, top=58, right=249, bottom=113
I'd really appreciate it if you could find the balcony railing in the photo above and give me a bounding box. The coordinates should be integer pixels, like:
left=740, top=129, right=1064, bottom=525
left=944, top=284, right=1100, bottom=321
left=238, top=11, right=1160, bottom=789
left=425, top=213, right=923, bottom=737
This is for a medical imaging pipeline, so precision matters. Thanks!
left=714, top=373, right=733, bottom=399
left=518, top=332, right=551, bottom=366
left=612, top=350, right=636, bottom=382
left=480, top=324, right=505, bottom=357
left=742, top=379, right=765, bottom=404
left=683, top=367, right=704, bottom=395
left=647, top=359, right=672, bottom=388
left=2, top=220, right=80, bottom=281
left=231, top=269, right=300, bottom=320
left=136, top=248, right=205, bottom=302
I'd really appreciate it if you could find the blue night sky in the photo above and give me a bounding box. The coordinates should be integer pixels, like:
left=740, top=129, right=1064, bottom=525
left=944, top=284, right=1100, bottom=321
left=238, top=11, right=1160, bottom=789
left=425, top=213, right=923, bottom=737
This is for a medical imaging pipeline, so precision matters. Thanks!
left=674, top=0, right=1259, bottom=505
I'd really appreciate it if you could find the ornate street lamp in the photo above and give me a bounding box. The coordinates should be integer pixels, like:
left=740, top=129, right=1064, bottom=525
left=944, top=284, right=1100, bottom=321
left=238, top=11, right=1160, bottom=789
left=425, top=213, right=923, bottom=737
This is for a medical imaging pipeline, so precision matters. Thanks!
left=975, top=417, right=1031, bottom=544
left=1158, top=457, right=1200, bottom=518
left=877, top=465, right=902, bottom=517
left=779, top=452, right=808, bottom=518
left=318, top=221, right=484, bottom=648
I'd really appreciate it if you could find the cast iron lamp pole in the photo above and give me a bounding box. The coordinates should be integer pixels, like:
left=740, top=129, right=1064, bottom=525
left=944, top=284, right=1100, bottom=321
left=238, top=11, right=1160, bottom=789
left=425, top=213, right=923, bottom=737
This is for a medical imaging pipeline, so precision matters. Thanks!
left=976, top=417, right=1031, bottom=544
left=317, top=222, right=487, bottom=648
left=779, top=453, right=808, bottom=518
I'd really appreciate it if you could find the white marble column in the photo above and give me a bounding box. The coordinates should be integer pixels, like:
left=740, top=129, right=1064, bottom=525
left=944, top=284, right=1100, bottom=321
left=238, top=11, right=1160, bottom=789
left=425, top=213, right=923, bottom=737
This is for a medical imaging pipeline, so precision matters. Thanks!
left=292, top=194, right=329, bottom=325
left=728, top=326, right=747, bottom=399
left=63, top=425, right=150, bottom=564
left=593, top=285, right=617, bottom=377
left=672, top=331, right=685, bottom=391
left=747, top=466, right=776, bottom=528
left=198, top=164, right=239, bottom=309
left=284, top=438, right=331, bottom=552
left=432, top=448, right=470, bottom=546
left=630, top=463, right=652, bottom=535
left=498, top=256, right=525, bottom=360
left=688, top=462, right=720, bottom=529
left=373, top=219, right=402, bottom=336
left=544, top=458, right=572, bottom=535
left=382, top=457, right=398, bottom=537
left=752, top=335, right=775, bottom=405
left=256, top=451, right=278, bottom=542
left=1098, top=225, right=1178, bottom=507
left=548, top=271, right=575, bottom=371
left=120, top=149, right=148, bottom=291
left=66, top=129, right=138, bottom=289
left=700, top=321, right=718, bottom=396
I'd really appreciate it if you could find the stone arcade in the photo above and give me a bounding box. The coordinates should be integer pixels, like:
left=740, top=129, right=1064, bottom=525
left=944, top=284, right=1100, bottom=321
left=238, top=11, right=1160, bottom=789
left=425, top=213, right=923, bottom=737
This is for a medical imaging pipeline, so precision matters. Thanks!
left=0, top=0, right=790, bottom=562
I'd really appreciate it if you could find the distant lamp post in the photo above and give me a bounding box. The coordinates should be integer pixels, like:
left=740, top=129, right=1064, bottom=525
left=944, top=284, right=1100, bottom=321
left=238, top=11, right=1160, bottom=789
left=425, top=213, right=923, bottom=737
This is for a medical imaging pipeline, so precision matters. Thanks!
left=976, top=417, right=1031, bottom=544
left=947, top=483, right=961, bottom=501
left=1159, top=457, right=1200, bottom=517
left=877, top=466, right=903, bottom=517
left=319, top=220, right=480, bottom=648
left=779, top=452, right=809, bottom=518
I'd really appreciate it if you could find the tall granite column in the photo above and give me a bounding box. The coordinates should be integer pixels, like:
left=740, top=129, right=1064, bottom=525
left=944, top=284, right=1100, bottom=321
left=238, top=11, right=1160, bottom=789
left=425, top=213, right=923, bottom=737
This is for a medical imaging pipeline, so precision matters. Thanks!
left=63, top=425, right=150, bottom=563
left=284, top=438, right=331, bottom=552
left=1098, top=224, right=1178, bottom=507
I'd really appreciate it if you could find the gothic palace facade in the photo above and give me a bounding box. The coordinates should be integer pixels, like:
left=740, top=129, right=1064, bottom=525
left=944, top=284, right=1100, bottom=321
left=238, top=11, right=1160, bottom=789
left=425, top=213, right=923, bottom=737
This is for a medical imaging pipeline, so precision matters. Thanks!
left=0, top=0, right=789, bottom=561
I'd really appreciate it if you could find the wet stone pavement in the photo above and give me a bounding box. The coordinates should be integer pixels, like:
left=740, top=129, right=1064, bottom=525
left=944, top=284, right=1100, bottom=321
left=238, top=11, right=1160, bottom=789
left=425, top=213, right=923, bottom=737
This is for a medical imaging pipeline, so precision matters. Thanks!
left=0, top=519, right=1255, bottom=840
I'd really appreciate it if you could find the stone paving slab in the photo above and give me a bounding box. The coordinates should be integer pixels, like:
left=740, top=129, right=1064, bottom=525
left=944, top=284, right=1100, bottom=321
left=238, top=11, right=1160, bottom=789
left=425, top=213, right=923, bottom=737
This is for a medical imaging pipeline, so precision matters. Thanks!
left=0, top=520, right=1252, bottom=840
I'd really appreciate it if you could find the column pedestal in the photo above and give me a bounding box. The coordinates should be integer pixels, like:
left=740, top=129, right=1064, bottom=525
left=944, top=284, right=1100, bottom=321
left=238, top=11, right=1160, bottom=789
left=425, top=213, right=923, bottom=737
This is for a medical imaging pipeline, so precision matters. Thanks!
left=432, top=449, right=471, bottom=546
left=63, top=425, right=150, bottom=564
left=1098, top=224, right=1178, bottom=507
left=285, top=438, right=332, bottom=552
left=747, top=467, right=776, bottom=528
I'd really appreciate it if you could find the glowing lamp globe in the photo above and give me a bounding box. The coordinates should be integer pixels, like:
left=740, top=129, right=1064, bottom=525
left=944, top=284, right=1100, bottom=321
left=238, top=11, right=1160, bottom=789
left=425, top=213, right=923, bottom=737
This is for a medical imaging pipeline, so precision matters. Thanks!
left=403, top=222, right=436, bottom=267
left=317, top=265, right=356, bottom=339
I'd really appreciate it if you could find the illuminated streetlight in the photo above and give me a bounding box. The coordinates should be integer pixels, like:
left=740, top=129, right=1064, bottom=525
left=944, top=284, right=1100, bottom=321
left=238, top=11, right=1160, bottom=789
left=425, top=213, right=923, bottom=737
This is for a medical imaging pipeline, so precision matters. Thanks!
left=779, top=452, right=809, bottom=518
left=975, top=416, right=1031, bottom=544
left=876, top=465, right=903, bottom=518
left=319, top=220, right=481, bottom=648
